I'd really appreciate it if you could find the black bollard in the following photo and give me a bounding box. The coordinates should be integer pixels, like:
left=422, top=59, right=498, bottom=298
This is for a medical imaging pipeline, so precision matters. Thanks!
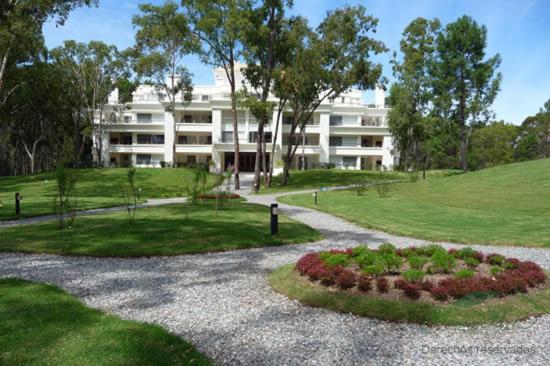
left=270, top=203, right=278, bottom=235
left=15, top=192, right=21, bottom=218
left=314, top=191, right=318, bottom=205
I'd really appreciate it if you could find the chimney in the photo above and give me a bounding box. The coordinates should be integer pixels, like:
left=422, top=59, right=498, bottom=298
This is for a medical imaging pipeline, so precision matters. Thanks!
left=108, top=88, right=119, bottom=104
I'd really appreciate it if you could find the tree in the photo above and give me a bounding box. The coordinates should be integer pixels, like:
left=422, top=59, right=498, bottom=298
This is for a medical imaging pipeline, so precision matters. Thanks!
left=275, top=6, right=386, bottom=184
left=0, top=0, right=97, bottom=110
left=468, top=121, right=519, bottom=170
left=181, top=0, right=251, bottom=188
left=51, top=41, right=126, bottom=167
left=241, top=0, right=291, bottom=192
left=388, top=18, right=440, bottom=171
left=133, top=1, right=196, bottom=167
left=516, top=99, right=550, bottom=160
left=431, top=15, right=502, bottom=171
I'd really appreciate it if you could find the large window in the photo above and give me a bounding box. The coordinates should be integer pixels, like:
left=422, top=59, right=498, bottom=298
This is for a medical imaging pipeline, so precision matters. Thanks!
left=136, top=154, right=151, bottom=164
left=248, top=132, right=273, bottom=143
left=137, top=134, right=164, bottom=144
left=137, top=113, right=152, bottom=123
left=329, top=115, right=342, bottom=126
left=329, top=136, right=342, bottom=146
left=343, top=156, right=357, bottom=167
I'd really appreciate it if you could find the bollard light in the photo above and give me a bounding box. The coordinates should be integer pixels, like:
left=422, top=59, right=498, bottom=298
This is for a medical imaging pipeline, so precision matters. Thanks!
left=312, top=191, right=318, bottom=205
left=15, top=192, right=22, bottom=218
left=270, top=203, right=278, bottom=235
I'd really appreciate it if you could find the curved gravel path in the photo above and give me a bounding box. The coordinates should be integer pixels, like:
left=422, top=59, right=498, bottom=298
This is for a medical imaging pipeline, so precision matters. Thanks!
left=1, top=185, right=549, bottom=365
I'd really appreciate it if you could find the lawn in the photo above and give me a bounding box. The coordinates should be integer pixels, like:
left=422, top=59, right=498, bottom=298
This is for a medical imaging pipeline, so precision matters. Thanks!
left=0, top=278, right=211, bottom=366
left=270, top=264, right=550, bottom=326
left=0, top=202, right=323, bottom=257
left=279, top=159, right=550, bottom=247
left=257, top=168, right=459, bottom=194
left=0, top=168, right=215, bottom=220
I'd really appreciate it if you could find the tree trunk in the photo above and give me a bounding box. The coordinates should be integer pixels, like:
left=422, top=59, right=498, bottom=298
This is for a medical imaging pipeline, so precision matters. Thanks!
left=267, top=104, right=283, bottom=186
left=261, top=130, right=267, bottom=187
left=231, top=94, right=240, bottom=189
left=300, top=129, right=306, bottom=171
left=253, top=121, right=264, bottom=192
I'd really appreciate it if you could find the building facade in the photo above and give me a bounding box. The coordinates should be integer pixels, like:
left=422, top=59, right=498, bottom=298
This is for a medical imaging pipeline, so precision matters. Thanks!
left=94, top=67, right=398, bottom=173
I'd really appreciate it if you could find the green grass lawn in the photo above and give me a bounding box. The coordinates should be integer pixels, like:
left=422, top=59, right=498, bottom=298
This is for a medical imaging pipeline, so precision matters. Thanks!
left=269, top=265, right=550, bottom=325
left=0, top=168, right=215, bottom=220
left=279, top=159, right=550, bottom=248
left=257, top=168, right=460, bottom=194
left=0, top=278, right=211, bottom=365
left=0, top=202, right=322, bottom=257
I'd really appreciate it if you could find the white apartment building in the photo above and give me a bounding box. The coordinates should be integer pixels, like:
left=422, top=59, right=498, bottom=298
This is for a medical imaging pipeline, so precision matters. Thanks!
left=95, top=66, right=397, bottom=173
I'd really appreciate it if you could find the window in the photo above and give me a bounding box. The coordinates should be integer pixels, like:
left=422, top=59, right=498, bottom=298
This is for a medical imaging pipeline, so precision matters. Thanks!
left=329, top=115, right=342, bottom=126
left=152, top=135, right=164, bottom=144
left=182, top=115, right=193, bottom=123
left=329, top=137, right=342, bottom=146
left=124, top=116, right=132, bottom=123
left=363, top=116, right=382, bottom=127
left=178, top=136, right=187, bottom=144
left=187, top=155, right=196, bottom=164
left=137, top=134, right=164, bottom=144
left=375, top=139, right=383, bottom=148
left=264, top=132, right=272, bottom=143
left=362, top=137, right=373, bottom=147
left=136, top=154, right=152, bottom=164
left=249, top=131, right=258, bottom=143
left=222, top=131, right=233, bottom=143
left=137, top=113, right=152, bottom=123
left=201, top=95, right=209, bottom=101
left=121, top=134, right=132, bottom=145
left=343, top=156, right=356, bottom=167
left=110, top=136, right=119, bottom=144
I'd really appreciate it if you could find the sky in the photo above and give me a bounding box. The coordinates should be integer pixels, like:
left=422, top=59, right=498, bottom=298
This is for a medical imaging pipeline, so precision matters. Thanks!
left=43, top=0, right=550, bottom=125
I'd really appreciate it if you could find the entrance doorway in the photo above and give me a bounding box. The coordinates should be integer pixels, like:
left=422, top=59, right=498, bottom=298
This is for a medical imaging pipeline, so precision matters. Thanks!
left=224, top=152, right=270, bottom=172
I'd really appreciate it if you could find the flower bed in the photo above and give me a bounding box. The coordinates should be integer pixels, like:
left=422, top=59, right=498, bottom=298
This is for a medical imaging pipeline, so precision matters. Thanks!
left=295, top=244, right=547, bottom=303
left=197, top=193, right=241, bottom=200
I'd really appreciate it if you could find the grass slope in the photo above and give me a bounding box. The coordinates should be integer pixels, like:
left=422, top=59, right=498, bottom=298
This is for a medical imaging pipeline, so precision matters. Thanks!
left=0, top=202, right=322, bottom=257
left=279, top=159, right=550, bottom=247
left=270, top=265, right=550, bottom=325
left=0, top=168, right=215, bottom=220
left=0, top=278, right=211, bottom=365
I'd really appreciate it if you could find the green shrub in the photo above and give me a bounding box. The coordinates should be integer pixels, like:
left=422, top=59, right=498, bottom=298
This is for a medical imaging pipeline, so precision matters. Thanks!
left=363, top=263, right=384, bottom=276
left=455, top=268, right=475, bottom=279
left=399, top=247, right=417, bottom=257
left=402, top=269, right=425, bottom=283
left=503, top=261, right=517, bottom=270
left=488, top=254, right=505, bottom=265
left=490, top=266, right=504, bottom=276
left=378, top=243, right=397, bottom=255
left=375, top=181, right=392, bottom=198
left=351, top=246, right=369, bottom=257
left=355, top=250, right=379, bottom=269
left=431, top=251, right=457, bottom=273
left=408, top=255, right=429, bottom=271
left=320, top=252, right=350, bottom=268
left=463, top=257, right=480, bottom=268
left=457, top=247, right=477, bottom=259
left=378, top=252, right=403, bottom=273
left=417, top=244, right=445, bottom=257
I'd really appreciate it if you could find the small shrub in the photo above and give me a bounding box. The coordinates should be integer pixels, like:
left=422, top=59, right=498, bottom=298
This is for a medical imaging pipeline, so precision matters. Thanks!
left=408, top=171, right=419, bottom=183
left=455, top=269, right=475, bottom=279
left=486, top=254, right=505, bottom=265
left=417, top=244, right=445, bottom=257
left=408, top=255, right=429, bottom=271
left=378, top=243, right=397, bottom=254
left=394, top=278, right=409, bottom=290
left=420, top=280, right=434, bottom=291
left=503, top=260, right=518, bottom=270
left=363, top=263, right=384, bottom=276
left=399, top=247, right=417, bottom=257
left=378, top=252, right=403, bottom=273
left=490, top=266, right=504, bottom=276
left=336, top=270, right=357, bottom=289
left=355, top=249, right=380, bottom=269
left=357, top=275, right=372, bottom=291
left=431, top=251, right=457, bottom=273
left=320, top=266, right=341, bottom=286
left=402, top=283, right=421, bottom=300
left=320, top=252, right=350, bottom=268
left=463, top=257, right=481, bottom=268
left=296, top=253, right=323, bottom=275
left=431, top=287, right=449, bottom=301
left=376, top=277, right=389, bottom=293
left=402, top=269, right=425, bottom=283
left=351, top=246, right=369, bottom=257
left=447, top=248, right=459, bottom=257
left=353, top=178, right=370, bottom=196
left=375, top=181, right=392, bottom=198
left=457, top=247, right=477, bottom=259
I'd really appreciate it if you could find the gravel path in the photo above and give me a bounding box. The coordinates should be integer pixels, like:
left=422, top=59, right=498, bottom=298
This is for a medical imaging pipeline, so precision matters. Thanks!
left=1, top=187, right=549, bottom=365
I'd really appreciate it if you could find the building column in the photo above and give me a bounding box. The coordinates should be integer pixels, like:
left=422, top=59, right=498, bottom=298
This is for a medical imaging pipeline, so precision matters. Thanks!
left=319, top=113, right=330, bottom=164
left=272, top=109, right=283, bottom=175
left=356, top=156, right=362, bottom=170
left=211, top=109, right=222, bottom=172
left=164, top=111, right=175, bottom=165
left=101, top=132, right=110, bottom=167
left=382, top=135, right=393, bottom=170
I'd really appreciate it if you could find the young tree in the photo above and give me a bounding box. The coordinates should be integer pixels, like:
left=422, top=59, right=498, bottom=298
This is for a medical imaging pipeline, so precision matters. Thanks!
left=51, top=41, right=124, bottom=167
left=468, top=121, right=519, bottom=170
left=133, top=1, right=196, bottom=167
left=388, top=18, right=440, bottom=171
left=181, top=0, right=251, bottom=188
left=516, top=99, right=550, bottom=160
left=275, top=6, right=386, bottom=184
left=431, top=15, right=501, bottom=171
left=241, top=0, right=291, bottom=192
